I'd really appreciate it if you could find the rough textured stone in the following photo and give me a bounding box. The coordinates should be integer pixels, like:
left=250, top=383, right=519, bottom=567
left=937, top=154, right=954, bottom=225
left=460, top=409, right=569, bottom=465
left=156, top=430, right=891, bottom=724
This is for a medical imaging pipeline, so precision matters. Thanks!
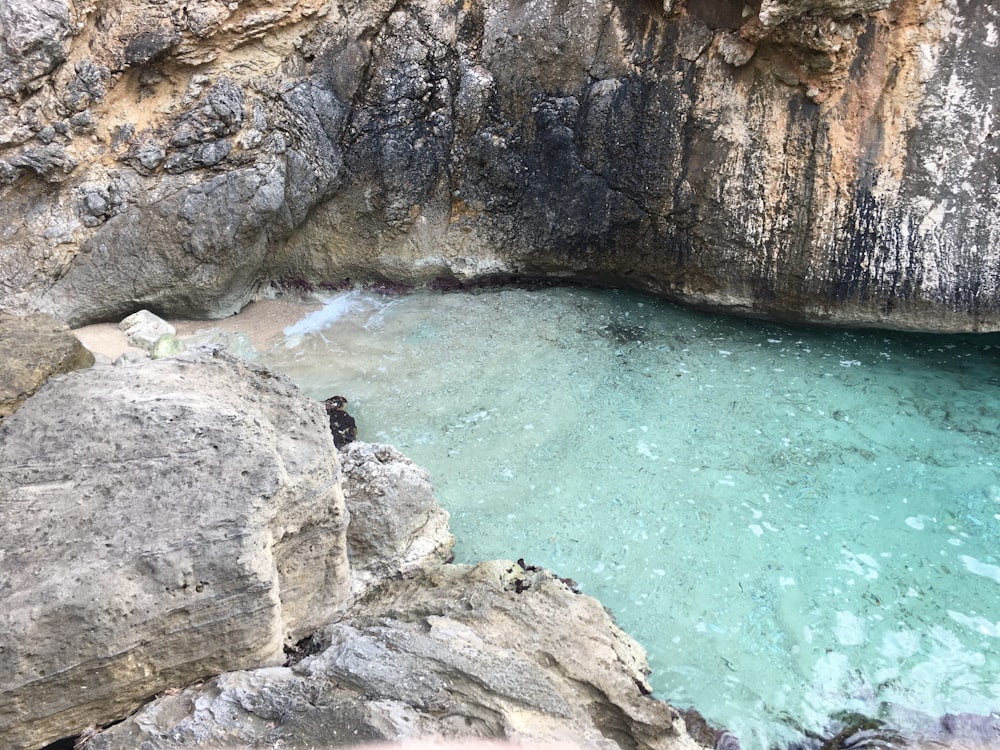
left=86, top=561, right=710, bottom=750
left=0, top=349, right=351, bottom=748
left=758, top=0, right=891, bottom=26
left=0, top=0, right=998, bottom=332
left=0, top=311, right=93, bottom=419
left=0, top=0, right=72, bottom=99
left=341, top=441, right=454, bottom=596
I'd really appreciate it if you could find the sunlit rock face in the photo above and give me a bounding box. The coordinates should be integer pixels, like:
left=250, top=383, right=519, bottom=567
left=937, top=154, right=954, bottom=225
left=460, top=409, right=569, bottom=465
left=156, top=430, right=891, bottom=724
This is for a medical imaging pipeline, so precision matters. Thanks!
left=0, top=0, right=997, bottom=332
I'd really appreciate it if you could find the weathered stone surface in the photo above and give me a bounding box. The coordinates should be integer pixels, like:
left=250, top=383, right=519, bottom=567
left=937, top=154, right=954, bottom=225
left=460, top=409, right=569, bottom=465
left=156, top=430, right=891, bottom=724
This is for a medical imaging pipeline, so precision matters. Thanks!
left=0, top=311, right=93, bottom=419
left=87, top=561, right=710, bottom=750
left=0, top=0, right=998, bottom=332
left=119, top=308, right=176, bottom=350
left=341, top=441, right=454, bottom=596
left=0, top=0, right=72, bottom=99
left=0, top=349, right=351, bottom=748
left=150, top=332, right=185, bottom=358
left=758, top=0, right=891, bottom=27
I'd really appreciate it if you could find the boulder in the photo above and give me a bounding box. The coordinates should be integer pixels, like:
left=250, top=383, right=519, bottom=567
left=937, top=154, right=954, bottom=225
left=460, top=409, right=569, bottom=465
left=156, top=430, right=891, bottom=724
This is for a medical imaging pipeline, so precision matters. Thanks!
left=86, top=560, right=710, bottom=750
left=0, top=311, right=94, bottom=419
left=0, top=349, right=351, bottom=748
left=340, top=441, right=454, bottom=596
left=119, top=309, right=176, bottom=351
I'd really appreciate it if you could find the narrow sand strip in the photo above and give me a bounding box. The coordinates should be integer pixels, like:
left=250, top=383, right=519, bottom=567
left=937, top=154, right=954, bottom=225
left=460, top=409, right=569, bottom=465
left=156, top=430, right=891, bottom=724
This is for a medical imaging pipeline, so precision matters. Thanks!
left=72, top=298, right=321, bottom=360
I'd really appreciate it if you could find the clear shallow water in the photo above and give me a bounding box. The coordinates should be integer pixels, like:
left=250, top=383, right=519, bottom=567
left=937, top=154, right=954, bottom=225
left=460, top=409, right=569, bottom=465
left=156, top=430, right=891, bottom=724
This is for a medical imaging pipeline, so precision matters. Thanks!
left=255, top=286, right=1000, bottom=748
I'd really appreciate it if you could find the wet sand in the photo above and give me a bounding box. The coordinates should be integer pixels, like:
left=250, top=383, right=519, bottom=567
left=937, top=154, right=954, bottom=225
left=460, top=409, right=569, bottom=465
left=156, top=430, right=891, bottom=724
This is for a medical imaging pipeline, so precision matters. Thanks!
left=72, top=298, right=321, bottom=360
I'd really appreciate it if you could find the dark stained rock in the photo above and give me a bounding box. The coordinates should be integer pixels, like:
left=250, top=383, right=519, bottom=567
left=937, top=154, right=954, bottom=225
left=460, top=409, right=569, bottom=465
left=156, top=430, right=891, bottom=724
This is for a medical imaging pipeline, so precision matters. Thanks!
left=0, top=1, right=996, bottom=331
left=323, top=394, right=358, bottom=449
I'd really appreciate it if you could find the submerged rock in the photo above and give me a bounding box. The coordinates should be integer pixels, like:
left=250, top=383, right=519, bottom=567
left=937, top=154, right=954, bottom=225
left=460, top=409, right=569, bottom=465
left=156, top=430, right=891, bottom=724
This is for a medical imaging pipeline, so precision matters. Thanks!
left=0, top=349, right=351, bottom=748
left=87, top=560, right=710, bottom=750
left=0, top=311, right=94, bottom=419
left=149, top=331, right=185, bottom=358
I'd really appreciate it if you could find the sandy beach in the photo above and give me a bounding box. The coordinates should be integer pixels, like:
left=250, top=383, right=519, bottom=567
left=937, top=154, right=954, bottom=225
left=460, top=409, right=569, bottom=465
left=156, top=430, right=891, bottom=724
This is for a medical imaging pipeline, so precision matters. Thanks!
left=72, top=298, right=322, bottom=360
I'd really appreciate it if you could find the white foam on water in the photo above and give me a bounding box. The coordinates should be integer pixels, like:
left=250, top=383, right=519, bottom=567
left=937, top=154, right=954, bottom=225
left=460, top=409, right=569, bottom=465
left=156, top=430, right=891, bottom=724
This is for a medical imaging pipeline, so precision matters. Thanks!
left=948, top=610, right=1000, bottom=638
left=282, top=290, right=376, bottom=339
left=834, top=611, right=866, bottom=646
left=960, top=554, right=1000, bottom=584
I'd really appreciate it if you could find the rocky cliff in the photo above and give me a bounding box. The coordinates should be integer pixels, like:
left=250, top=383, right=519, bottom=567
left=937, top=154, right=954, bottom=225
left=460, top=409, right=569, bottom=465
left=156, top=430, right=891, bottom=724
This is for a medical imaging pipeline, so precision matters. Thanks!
left=0, top=0, right=997, bottom=331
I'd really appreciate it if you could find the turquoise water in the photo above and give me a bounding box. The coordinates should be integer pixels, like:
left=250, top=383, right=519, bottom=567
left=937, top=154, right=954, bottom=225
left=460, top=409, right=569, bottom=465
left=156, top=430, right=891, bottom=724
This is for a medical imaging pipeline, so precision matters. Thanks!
left=254, top=286, right=1000, bottom=747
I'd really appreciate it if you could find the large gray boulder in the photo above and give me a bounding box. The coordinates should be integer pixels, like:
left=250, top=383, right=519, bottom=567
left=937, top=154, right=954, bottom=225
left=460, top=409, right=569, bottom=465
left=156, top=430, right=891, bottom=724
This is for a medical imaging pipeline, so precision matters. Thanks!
left=0, top=349, right=351, bottom=749
left=86, top=560, right=710, bottom=750
left=341, top=441, right=454, bottom=596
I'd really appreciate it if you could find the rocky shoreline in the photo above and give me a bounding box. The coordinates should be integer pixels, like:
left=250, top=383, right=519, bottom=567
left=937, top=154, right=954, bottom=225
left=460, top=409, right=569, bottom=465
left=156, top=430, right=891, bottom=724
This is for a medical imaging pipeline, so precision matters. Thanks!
left=0, top=326, right=714, bottom=750
left=5, top=308, right=1000, bottom=749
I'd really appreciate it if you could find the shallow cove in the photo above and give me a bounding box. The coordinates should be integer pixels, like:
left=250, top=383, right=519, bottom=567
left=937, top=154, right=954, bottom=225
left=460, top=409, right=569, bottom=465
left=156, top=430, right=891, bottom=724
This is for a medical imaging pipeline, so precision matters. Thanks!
left=255, top=285, right=1000, bottom=747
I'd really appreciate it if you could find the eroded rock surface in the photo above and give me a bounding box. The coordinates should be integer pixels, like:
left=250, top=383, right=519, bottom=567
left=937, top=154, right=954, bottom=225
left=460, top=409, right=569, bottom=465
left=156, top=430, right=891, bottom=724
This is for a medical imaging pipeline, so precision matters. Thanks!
left=341, top=441, right=454, bottom=596
left=87, top=560, right=709, bottom=750
left=0, top=349, right=350, bottom=748
left=0, top=0, right=998, bottom=331
left=0, top=311, right=94, bottom=419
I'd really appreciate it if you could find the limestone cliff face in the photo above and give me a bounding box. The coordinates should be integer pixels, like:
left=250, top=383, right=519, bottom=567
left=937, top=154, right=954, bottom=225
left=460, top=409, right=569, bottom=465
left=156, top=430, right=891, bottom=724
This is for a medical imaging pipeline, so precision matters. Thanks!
left=0, top=0, right=996, bottom=331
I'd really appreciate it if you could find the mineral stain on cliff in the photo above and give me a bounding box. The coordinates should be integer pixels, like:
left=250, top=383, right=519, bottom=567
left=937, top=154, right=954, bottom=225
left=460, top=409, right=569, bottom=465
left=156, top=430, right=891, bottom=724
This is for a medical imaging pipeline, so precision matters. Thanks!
left=0, top=0, right=997, bottom=331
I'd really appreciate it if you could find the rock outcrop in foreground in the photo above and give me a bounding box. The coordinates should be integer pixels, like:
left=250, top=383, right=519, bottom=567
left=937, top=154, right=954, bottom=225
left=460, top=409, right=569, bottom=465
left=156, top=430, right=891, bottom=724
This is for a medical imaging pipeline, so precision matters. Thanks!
left=0, top=349, right=352, bottom=748
left=88, top=560, right=704, bottom=750
left=0, top=312, right=94, bottom=419
left=0, top=349, right=709, bottom=750
left=0, top=0, right=997, bottom=331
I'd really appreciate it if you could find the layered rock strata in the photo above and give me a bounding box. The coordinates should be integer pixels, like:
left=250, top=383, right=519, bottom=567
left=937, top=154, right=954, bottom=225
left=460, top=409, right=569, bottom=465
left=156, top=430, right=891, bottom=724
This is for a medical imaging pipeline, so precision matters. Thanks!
left=86, top=560, right=706, bottom=750
left=0, top=0, right=996, bottom=331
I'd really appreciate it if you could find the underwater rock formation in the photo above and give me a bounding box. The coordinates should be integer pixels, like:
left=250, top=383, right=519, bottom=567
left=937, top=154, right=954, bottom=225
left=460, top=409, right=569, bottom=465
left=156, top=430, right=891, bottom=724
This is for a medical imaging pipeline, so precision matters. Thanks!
left=0, top=0, right=997, bottom=331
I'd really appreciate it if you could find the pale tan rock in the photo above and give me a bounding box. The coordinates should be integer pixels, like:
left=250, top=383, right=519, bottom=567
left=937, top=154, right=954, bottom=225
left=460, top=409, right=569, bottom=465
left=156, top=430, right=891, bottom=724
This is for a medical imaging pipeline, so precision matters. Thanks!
left=86, top=561, right=711, bottom=750
left=0, top=311, right=94, bottom=419
left=0, top=349, right=351, bottom=748
left=119, top=309, right=176, bottom=351
left=718, top=33, right=757, bottom=67
left=341, top=441, right=454, bottom=596
left=758, top=0, right=890, bottom=27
